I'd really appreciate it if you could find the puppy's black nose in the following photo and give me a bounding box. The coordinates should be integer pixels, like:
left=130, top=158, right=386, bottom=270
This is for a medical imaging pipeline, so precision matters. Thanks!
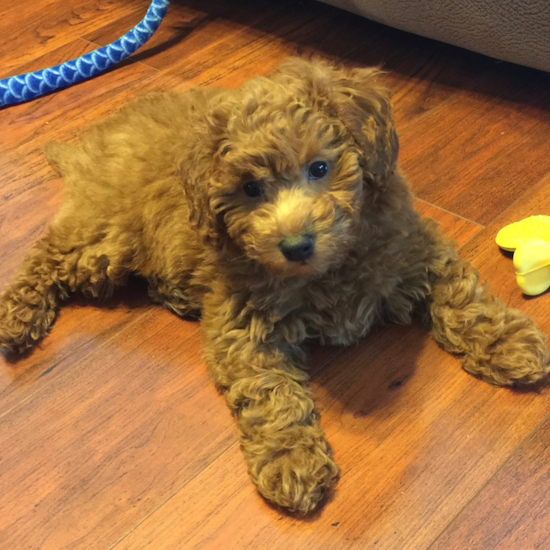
left=279, top=235, right=315, bottom=262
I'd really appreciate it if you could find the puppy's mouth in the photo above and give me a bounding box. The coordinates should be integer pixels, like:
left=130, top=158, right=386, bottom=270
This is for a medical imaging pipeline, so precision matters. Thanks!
left=261, top=254, right=317, bottom=278
left=282, top=260, right=315, bottom=277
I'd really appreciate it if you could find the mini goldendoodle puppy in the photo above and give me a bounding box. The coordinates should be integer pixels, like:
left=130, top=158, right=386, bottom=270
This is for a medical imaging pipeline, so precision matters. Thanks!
left=0, top=58, right=548, bottom=513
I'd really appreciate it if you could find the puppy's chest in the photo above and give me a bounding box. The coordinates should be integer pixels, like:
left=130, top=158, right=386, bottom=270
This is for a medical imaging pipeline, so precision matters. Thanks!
left=256, top=257, right=401, bottom=346
left=301, top=277, right=382, bottom=345
left=251, top=277, right=380, bottom=346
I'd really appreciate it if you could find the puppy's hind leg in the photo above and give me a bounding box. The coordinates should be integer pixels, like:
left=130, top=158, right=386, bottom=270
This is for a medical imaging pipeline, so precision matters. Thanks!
left=424, top=219, right=549, bottom=386
left=0, top=229, right=125, bottom=354
left=147, top=277, right=201, bottom=319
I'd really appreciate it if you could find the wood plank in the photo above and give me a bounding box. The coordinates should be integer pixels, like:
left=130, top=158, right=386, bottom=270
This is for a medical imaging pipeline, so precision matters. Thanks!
left=0, top=308, right=235, bottom=550
left=399, top=63, right=550, bottom=225
left=0, top=277, right=152, bottom=417
left=112, top=442, right=270, bottom=550
left=152, top=0, right=381, bottom=89
left=0, top=0, right=147, bottom=74
left=413, top=198, right=483, bottom=248
left=339, top=25, right=495, bottom=130
left=430, top=418, right=550, bottom=550
left=0, top=310, right=343, bottom=549
left=83, top=0, right=285, bottom=71
left=430, top=172, right=550, bottom=550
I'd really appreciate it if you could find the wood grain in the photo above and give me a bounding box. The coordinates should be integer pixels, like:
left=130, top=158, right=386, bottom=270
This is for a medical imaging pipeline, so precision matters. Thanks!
left=83, top=0, right=284, bottom=71
left=430, top=417, right=550, bottom=550
left=153, top=0, right=381, bottom=91
left=400, top=64, right=550, bottom=225
left=0, top=279, right=152, bottom=417
left=413, top=198, right=483, bottom=248
left=0, top=309, right=231, bottom=550
left=0, top=0, right=147, bottom=74
left=429, top=171, right=550, bottom=550
left=0, top=316, right=343, bottom=549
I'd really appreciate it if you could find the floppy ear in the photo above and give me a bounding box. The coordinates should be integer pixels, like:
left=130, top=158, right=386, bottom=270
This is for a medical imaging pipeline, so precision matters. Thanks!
left=178, top=147, right=218, bottom=247
left=177, top=100, right=231, bottom=250
left=271, top=58, right=399, bottom=192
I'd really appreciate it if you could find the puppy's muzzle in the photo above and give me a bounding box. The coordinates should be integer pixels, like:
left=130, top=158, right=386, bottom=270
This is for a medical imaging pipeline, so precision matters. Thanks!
left=279, top=234, right=315, bottom=262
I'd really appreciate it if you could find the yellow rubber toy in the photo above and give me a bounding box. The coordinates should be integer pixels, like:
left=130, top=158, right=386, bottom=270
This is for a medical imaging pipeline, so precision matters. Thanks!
left=495, top=215, right=550, bottom=296
left=496, top=215, right=550, bottom=251
left=513, top=239, right=550, bottom=296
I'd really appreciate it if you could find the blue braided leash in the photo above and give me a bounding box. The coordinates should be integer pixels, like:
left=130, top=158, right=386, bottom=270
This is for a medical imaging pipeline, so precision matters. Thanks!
left=0, top=0, right=170, bottom=108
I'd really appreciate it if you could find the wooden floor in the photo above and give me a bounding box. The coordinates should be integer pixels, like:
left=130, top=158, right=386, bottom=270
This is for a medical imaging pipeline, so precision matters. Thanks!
left=1, top=1, right=550, bottom=548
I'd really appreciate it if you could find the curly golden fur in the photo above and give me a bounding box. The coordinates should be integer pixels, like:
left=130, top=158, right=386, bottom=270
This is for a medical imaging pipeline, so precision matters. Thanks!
left=1, top=58, right=548, bottom=513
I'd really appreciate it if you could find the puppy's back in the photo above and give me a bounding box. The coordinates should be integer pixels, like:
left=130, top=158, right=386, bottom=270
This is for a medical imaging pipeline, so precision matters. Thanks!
left=44, top=89, right=222, bottom=196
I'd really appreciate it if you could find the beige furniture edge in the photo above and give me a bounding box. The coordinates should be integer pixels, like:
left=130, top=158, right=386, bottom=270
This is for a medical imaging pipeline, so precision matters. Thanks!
left=321, top=0, right=550, bottom=72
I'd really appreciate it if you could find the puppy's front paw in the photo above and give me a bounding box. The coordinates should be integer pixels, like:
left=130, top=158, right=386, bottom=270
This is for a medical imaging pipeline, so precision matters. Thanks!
left=249, top=439, right=339, bottom=514
left=463, top=309, right=550, bottom=386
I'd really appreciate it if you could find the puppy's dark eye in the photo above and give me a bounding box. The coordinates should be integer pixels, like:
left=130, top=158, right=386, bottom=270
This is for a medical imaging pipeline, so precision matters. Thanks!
left=308, top=161, right=329, bottom=180
left=243, top=181, right=262, bottom=198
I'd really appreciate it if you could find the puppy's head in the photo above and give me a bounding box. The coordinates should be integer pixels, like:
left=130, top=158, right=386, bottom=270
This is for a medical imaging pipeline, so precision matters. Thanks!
left=180, top=58, right=398, bottom=278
